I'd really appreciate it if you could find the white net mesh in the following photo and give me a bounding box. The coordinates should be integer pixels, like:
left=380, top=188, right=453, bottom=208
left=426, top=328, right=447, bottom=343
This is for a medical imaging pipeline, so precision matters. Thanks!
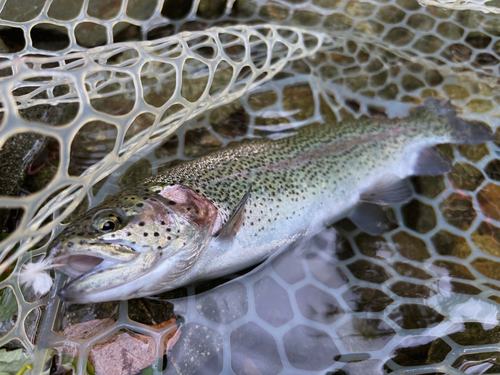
left=0, top=0, right=500, bottom=374
left=0, top=24, right=329, bottom=274
left=418, top=0, right=500, bottom=14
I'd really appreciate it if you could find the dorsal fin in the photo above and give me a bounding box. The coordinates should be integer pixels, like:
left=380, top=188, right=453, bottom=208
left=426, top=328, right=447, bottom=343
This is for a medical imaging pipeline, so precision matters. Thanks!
left=216, top=184, right=252, bottom=242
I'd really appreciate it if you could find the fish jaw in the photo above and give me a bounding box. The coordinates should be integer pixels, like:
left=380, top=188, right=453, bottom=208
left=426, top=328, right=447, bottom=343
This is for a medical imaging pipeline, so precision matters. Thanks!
left=57, top=225, right=215, bottom=303
left=58, top=250, right=159, bottom=303
left=50, top=242, right=138, bottom=278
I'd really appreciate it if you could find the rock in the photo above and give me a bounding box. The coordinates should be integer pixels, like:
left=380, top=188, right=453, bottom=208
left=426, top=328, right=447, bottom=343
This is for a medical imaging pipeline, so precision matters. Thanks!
left=184, top=128, right=222, bottom=157
left=60, top=301, right=120, bottom=330
left=87, top=318, right=178, bottom=375
left=89, top=332, right=156, bottom=375
left=0, top=132, right=46, bottom=232
left=477, top=183, right=500, bottom=221
left=58, top=318, right=116, bottom=357
left=153, top=318, right=180, bottom=351
left=63, top=318, right=115, bottom=340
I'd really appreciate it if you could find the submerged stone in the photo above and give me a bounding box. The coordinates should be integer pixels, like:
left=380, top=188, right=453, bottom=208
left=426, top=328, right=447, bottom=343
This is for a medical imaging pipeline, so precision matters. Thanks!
left=388, top=304, right=444, bottom=329
left=401, top=200, right=437, bottom=233
left=449, top=162, right=485, bottom=191
left=391, top=336, right=451, bottom=366
left=336, top=318, right=395, bottom=352
left=342, top=286, right=394, bottom=312
left=392, top=231, right=431, bottom=261
left=471, top=221, right=500, bottom=257
left=431, top=230, right=472, bottom=259
left=295, top=284, right=344, bottom=324
left=439, top=193, right=477, bottom=230
left=477, top=183, right=500, bottom=221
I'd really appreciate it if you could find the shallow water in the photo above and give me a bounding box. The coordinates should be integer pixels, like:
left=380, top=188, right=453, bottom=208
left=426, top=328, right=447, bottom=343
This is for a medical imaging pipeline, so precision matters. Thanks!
left=0, top=0, right=500, bottom=374
left=22, top=116, right=498, bottom=374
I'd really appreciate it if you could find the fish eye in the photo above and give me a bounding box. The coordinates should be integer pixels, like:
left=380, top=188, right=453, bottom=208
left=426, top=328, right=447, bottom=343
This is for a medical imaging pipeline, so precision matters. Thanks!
left=93, top=211, right=123, bottom=233
left=100, top=220, right=117, bottom=232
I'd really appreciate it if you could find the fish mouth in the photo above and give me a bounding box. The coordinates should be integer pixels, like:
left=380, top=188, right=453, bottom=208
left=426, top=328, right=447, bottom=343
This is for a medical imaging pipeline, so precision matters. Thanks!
left=63, top=255, right=105, bottom=277
left=57, top=246, right=162, bottom=303
left=53, top=242, right=137, bottom=278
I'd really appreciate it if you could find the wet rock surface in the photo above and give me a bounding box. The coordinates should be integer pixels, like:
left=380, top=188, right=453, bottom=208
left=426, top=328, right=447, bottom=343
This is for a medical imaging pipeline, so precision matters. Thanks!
left=58, top=301, right=120, bottom=331
left=0, top=132, right=46, bottom=232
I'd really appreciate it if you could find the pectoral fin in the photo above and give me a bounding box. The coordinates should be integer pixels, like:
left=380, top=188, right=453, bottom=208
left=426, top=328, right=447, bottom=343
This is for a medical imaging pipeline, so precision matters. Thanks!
left=349, top=202, right=392, bottom=235
left=216, top=184, right=252, bottom=242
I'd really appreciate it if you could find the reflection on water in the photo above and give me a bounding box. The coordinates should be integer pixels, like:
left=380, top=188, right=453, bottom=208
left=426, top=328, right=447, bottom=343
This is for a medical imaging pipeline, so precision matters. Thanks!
left=123, top=226, right=500, bottom=375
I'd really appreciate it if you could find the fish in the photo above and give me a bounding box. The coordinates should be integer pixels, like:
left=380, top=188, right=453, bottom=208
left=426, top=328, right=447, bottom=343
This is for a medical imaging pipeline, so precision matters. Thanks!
left=45, top=99, right=493, bottom=303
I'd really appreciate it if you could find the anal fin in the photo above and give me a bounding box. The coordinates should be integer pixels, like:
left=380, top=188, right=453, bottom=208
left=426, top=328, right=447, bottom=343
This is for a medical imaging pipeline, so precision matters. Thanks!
left=216, top=184, right=252, bottom=242
left=412, top=147, right=451, bottom=176
left=360, top=174, right=412, bottom=204
left=349, top=202, right=392, bottom=236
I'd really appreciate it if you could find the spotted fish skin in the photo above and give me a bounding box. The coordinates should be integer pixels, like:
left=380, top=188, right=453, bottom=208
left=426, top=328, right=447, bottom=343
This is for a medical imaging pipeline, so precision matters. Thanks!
left=48, top=100, right=492, bottom=303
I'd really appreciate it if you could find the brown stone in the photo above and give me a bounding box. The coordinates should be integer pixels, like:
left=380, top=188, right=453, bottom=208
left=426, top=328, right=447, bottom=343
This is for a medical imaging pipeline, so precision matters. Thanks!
left=354, top=233, right=393, bottom=259
left=439, top=193, right=477, bottom=230
left=401, top=200, right=437, bottom=233
left=448, top=281, right=482, bottom=295
left=477, top=183, right=500, bottom=221
left=63, top=318, right=115, bottom=340
left=342, top=287, right=393, bottom=312
left=57, top=318, right=116, bottom=357
left=89, top=318, right=178, bottom=375
left=184, top=128, right=223, bottom=157
left=431, top=230, right=472, bottom=259
left=347, top=259, right=391, bottom=284
left=392, top=231, right=431, bottom=261
left=89, top=332, right=156, bottom=375
left=447, top=322, right=500, bottom=345
left=282, top=83, right=315, bottom=121
left=471, top=257, right=500, bottom=281
left=392, top=262, right=432, bottom=280
left=411, top=175, right=445, bottom=199
left=471, top=221, right=500, bottom=257
left=449, top=162, right=485, bottom=191
left=388, top=304, right=444, bottom=329
left=389, top=281, right=435, bottom=298
left=430, top=260, right=475, bottom=280
left=392, top=336, right=451, bottom=366
left=247, top=91, right=278, bottom=110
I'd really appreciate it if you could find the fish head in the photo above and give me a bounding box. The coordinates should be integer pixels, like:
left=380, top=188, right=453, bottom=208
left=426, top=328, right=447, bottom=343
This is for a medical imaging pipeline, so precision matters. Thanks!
left=48, top=184, right=219, bottom=303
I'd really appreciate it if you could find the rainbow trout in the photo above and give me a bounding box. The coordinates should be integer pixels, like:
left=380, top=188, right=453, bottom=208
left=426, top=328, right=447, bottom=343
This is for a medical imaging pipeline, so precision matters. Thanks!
left=46, top=99, right=492, bottom=303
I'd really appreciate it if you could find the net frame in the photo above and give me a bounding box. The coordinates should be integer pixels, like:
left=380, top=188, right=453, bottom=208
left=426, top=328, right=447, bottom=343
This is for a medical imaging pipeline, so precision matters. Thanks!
left=0, top=24, right=331, bottom=274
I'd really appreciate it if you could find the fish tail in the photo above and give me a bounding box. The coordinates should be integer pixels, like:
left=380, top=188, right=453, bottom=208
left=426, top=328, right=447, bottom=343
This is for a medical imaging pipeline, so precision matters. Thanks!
left=423, top=97, right=493, bottom=145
